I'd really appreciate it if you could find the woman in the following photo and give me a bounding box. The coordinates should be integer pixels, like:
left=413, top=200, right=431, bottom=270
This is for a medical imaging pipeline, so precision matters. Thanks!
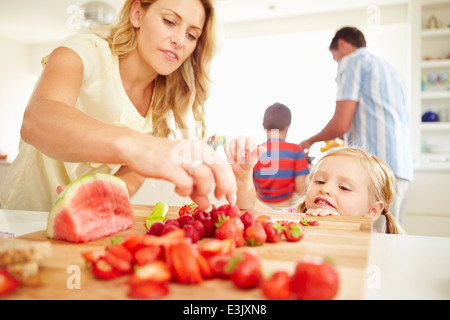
left=0, top=0, right=236, bottom=211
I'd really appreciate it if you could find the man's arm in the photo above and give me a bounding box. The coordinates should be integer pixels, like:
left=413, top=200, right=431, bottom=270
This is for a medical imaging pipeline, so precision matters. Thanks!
left=299, top=100, right=358, bottom=150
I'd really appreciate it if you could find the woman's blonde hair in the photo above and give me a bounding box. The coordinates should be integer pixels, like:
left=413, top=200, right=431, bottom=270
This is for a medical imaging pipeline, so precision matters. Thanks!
left=103, top=0, right=219, bottom=138
left=298, top=147, right=405, bottom=234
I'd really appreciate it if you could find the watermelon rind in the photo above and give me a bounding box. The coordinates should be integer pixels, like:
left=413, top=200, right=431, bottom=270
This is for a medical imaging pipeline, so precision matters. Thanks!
left=46, top=173, right=131, bottom=240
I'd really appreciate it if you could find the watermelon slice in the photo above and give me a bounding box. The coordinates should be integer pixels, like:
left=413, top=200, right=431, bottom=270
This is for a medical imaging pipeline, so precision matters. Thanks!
left=47, top=173, right=135, bottom=243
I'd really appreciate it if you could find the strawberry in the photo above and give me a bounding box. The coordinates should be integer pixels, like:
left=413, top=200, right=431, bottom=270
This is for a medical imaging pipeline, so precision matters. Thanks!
left=166, top=242, right=203, bottom=284
left=291, top=258, right=339, bottom=300
left=128, top=282, right=169, bottom=300
left=81, top=250, right=104, bottom=264
left=147, top=221, right=165, bottom=236
left=177, top=213, right=194, bottom=227
left=263, top=221, right=285, bottom=243
left=104, top=243, right=134, bottom=274
left=0, top=270, right=19, bottom=296
left=300, top=217, right=320, bottom=227
left=198, top=238, right=235, bottom=259
left=207, top=253, right=233, bottom=279
left=195, top=253, right=215, bottom=279
left=261, top=271, right=292, bottom=300
left=283, top=222, right=304, bottom=242
left=255, top=214, right=271, bottom=225
left=133, top=245, right=163, bottom=266
left=122, top=234, right=145, bottom=253
left=217, top=204, right=240, bottom=219
left=215, top=216, right=245, bottom=247
left=244, top=222, right=267, bottom=246
left=178, top=203, right=197, bottom=216
left=240, top=211, right=256, bottom=228
left=91, top=257, right=122, bottom=280
left=227, top=250, right=262, bottom=289
left=128, top=261, right=172, bottom=285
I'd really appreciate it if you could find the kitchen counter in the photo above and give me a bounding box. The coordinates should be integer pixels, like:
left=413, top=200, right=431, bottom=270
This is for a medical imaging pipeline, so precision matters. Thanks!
left=1, top=208, right=449, bottom=300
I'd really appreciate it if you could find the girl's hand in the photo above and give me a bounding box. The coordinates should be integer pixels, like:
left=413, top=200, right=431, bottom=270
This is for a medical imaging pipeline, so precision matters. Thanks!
left=305, top=208, right=340, bottom=216
left=224, top=135, right=267, bottom=177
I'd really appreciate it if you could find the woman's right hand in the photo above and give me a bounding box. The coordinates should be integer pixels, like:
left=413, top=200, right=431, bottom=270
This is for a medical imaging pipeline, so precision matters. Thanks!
left=122, top=135, right=237, bottom=210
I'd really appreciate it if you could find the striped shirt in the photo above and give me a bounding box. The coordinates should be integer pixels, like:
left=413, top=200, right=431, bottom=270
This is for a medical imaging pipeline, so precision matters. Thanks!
left=253, top=139, right=310, bottom=203
left=336, top=48, right=413, bottom=181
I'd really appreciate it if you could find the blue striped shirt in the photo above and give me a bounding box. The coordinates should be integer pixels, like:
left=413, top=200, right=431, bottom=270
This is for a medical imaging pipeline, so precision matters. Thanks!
left=336, top=48, right=413, bottom=181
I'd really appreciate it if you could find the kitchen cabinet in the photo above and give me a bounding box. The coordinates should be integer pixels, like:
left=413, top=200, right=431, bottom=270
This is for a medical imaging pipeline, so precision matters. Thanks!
left=411, top=0, right=450, bottom=170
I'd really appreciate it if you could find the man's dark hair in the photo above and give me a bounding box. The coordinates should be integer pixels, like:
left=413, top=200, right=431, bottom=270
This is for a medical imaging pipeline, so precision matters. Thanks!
left=329, top=27, right=367, bottom=50
left=263, top=103, right=292, bottom=130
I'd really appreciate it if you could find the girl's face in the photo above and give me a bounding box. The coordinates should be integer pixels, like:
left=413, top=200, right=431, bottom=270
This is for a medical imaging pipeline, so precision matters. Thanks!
left=133, top=0, right=206, bottom=75
left=305, top=155, right=382, bottom=219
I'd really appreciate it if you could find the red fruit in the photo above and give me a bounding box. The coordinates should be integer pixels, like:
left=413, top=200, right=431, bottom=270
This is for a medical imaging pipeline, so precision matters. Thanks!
left=228, top=250, right=262, bottom=289
left=178, top=203, right=197, bottom=216
left=104, top=244, right=133, bottom=274
left=196, top=253, right=215, bottom=279
left=147, top=221, right=165, bottom=236
left=128, top=261, right=172, bottom=285
left=198, top=238, right=235, bottom=259
left=283, top=222, right=304, bottom=242
left=164, top=219, right=181, bottom=227
left=0, top=270, right=19, bottom=296
left=215, top=217, right=245, bottom=247
left=202, top=219, right=216, bottom=238
left=160, top=223, right=180, bottom=236
left=261, top=271, right=292, bottom=300
left=244, top=222, right=267, bottom=246
left=122, top=234, right=145, bottom=253
left=133, top=245, right=163, bottom=266
left=177, top=214, right=194, bottom=227
left=128, top=282, right=169, bottom=300
left=291, top=258, right=339, bottom=300
left=81, top=250, right=104, bottom=263
left=193, top=209, right=211, bottom=222
left=91, top=257, right=122, bottom=280
left=207, top=254, right=233, bottom=278
left=166, top=242, right=203, bottom=284
left=183, top=223, right=201, bottom=243
left=240, top=211, right=256, bottom=228
left=255, top=214, right=271, bottom=225
left=217, top=204, right=240, bottom=219
left=263, top=221, right=285, bottom=243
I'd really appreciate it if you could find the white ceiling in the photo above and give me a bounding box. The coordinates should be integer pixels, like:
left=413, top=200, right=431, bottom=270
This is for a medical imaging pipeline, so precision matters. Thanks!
left=0, top=0, right=408, bottom=44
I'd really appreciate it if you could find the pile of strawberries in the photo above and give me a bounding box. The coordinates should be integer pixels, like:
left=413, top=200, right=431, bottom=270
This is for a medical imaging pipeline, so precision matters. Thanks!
left=81, top=204, right=339, bottom=300
left=148, top=204, right=310, bottom=246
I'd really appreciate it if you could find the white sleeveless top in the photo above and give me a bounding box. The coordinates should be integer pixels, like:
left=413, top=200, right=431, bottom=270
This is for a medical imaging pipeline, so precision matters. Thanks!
left=0, top=34, right=195, bottom=211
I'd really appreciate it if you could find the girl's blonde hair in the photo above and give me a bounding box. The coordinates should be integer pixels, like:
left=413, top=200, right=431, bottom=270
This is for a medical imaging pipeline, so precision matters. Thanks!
left=298, top=147, right=405, bottom=234
left=103, top=0, right=219, bottom=138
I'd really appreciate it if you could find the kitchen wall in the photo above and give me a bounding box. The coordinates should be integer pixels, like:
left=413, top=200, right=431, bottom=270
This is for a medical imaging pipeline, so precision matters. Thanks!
left=0, top=2, right=449, bottom=237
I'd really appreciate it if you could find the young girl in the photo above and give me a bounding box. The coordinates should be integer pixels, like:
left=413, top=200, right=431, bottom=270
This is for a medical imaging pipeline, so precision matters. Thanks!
left=0, top=0, right=236, bottom=211
left=297, top=147, right=404, bottom=234
left=228, top=141, right=404, bottom=234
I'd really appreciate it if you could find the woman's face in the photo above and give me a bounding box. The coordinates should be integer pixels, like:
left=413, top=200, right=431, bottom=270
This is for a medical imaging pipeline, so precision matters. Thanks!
left=304, top=155, right=376, bottom=217
left=133, top=0, right=206, bottom=75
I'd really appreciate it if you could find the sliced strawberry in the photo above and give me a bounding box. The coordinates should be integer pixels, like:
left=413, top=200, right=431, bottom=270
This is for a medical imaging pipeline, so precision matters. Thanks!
left=128, top=282, right=169, bottom=300
left=91, top=257, right=122, bottom=280
left=198, top=238, right=235, bottom=259
left=128, top=261, right=172, bottom=285
left=0, top=269, right=19, bottom=296
left=122, top=233, right=145, bottom=253
left=104, top=244, right=133, bottom=274
left=255, top=214, right=271, bottom=225
left=261, top=271, right=292, bottom=300
left=133, top=245, right=163, bottom=266
left=81, top=250, right=104, bottom=264
left=195, top=253, right=215, bottom=279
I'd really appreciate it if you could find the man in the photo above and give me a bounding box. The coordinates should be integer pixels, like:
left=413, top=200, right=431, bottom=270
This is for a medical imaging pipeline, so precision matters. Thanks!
left=254, top=103, right=309, bottom=209
left=300, top=27, right=413, bottom=229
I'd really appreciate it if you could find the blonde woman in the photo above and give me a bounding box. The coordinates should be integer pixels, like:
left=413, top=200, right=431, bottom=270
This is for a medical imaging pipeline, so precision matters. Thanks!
left=228, top=143, right=404, bottom=234
left=0, top=0, right=236, bottom=211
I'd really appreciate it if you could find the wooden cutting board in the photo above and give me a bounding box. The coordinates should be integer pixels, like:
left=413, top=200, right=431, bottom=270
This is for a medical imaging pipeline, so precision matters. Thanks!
left=7, top=205, right=372, bottom=300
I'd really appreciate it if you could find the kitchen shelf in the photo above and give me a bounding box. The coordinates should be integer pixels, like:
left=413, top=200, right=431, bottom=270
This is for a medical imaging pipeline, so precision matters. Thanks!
left=421, top=122, right=450, bottom=130
left=421, top=28, right=450, bottom=38
left=421, top=59, right=450, bottom=68
left=421, top=91, right=450, bottom=99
